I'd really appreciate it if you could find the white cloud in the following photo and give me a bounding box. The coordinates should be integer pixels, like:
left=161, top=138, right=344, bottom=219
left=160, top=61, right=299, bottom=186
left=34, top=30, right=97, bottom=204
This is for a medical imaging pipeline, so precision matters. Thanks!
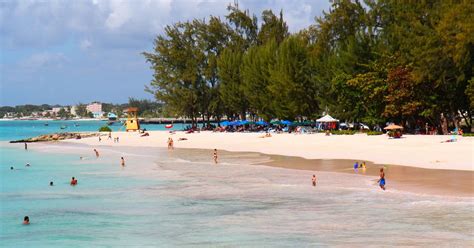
left=20, top=52, right=68, bottom=70
left=80, top=39, right=93, bottom=50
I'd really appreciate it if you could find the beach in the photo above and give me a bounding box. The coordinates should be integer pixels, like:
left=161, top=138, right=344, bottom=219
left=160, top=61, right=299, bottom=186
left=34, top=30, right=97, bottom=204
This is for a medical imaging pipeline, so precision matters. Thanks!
left=65, top=131, right=474, bottom=171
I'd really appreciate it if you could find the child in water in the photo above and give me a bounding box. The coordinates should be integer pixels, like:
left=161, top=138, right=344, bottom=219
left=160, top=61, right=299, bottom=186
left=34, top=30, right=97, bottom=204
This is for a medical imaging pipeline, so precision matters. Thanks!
left=121, top=157, right=125, bottom=167
left=312, top=174, right=317, bottom=187
left=378, top=168, right=386, bottom=190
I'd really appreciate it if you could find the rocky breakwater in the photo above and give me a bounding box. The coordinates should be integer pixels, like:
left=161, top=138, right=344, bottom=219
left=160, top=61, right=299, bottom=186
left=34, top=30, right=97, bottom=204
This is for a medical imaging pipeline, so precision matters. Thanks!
left=10, top=132, right=99, bottom=143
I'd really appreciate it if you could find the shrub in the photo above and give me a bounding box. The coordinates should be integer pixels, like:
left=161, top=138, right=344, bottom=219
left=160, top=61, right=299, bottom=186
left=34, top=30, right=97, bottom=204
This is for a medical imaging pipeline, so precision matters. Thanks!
left=99, top=126, right=112, bottom=132
left=462, top=133, right=474, bottom=137
left=331, top=130, right=357, bottom=135
left=367, top=131, right=383, bottom=136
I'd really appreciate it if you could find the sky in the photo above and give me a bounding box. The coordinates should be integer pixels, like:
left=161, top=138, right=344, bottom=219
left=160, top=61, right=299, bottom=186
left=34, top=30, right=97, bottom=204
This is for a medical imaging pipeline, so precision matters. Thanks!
left=0, top=0, right=331, bottom=106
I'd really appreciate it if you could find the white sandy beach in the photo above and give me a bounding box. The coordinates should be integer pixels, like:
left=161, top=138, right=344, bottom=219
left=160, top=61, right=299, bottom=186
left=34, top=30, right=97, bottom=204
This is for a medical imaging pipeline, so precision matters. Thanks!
left=65, top=131, right=474, bottom=171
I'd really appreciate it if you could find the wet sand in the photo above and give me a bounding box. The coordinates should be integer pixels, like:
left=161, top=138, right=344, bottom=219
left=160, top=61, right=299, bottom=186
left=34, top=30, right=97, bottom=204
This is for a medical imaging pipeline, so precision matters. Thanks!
left=170, top=148, right=474, bottom=197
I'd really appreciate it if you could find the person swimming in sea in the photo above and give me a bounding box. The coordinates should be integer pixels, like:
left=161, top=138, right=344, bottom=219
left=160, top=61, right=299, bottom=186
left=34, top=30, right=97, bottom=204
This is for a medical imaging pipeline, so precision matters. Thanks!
left=213, top=149, right=218, bottom=164
left=353, top=162, right=358, bottom=172
left=25, top=163, right=30, bottom=167
left=49, top=181, right=54, bottom=186
left=121, top=157, right=125, bottom=167
left=94, top=149, right=99, bottom=158
left=10, top=166, right=14, bottom=170
left=23, top=216, right=29, bottom=225
left=70, top=177, right=78, bottom=186
left=312, top=174, right=317, bottom=187
left=378, top=168, right=386, bottom=190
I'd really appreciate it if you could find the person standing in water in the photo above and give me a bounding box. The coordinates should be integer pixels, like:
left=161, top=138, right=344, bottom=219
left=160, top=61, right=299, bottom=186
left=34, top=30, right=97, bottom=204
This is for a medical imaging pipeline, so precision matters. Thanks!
left=70, top=177, right=78, bottom=186
left=94, top=149, right=99, bottom=158
left=23, top=216, right=30, bottom=225
left=353, top=162, right=359, bottom=172
left=312, top=174, right=317, bottom=187
left=24, top=143, right=28, bottom=150
left=213, top=149, right=218, bottom=164
left=378, top=168, right=386, bottom=190
left=121, top=157, right=125, bottom=167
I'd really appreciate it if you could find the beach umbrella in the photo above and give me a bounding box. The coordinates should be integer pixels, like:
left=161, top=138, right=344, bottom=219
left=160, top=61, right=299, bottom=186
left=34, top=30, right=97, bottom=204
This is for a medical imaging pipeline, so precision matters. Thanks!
left=220, top=121, right=230, bottom=126
left=240, top=120, right=249, bottom=125
left=256, top=121, right=268, bottom=126
left=270, top=120, right=282, bottom=125
left=246, top=121, right=256, bottom=125
left=383, top=124, right=404, bottom=130
left=281, top=120, right=292, bottom=125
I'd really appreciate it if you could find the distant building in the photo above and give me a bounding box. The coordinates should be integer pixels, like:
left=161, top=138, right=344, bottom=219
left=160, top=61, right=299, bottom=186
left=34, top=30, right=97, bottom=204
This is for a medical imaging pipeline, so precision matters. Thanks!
left=52, top=107, right=61, bottom=114
left=70, top=106, right=77, bottom=116
left=87, top=102, right=103, bottom=118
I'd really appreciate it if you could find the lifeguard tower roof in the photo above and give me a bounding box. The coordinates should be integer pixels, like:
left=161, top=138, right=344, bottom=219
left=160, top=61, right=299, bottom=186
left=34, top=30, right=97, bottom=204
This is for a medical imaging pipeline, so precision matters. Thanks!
left=124, top=107, right=138, bottom=113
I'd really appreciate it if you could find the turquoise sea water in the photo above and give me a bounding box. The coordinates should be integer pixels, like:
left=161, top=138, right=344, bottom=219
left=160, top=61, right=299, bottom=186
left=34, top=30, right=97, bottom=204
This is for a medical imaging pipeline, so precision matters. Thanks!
left=1, top=122, right=473, bottom=247
left=0, top=120, right=184, bottom=141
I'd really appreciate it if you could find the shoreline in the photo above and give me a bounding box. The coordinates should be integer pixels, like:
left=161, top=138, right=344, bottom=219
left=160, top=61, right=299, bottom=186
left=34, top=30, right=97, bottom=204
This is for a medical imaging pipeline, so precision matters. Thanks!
left=61, top=130, right=473, bottom=171
left=7, top=141, right=473, bottom=198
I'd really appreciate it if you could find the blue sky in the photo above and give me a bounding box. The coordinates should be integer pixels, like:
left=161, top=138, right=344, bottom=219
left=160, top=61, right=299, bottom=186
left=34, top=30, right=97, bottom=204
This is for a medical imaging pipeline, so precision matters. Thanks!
left=0, top=0, right=331, bottom=106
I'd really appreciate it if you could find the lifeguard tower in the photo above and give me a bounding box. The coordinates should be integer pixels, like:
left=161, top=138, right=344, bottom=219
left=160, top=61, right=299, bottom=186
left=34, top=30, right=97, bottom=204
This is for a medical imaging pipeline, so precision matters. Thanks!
left=124, top=107, right=140, bottom=131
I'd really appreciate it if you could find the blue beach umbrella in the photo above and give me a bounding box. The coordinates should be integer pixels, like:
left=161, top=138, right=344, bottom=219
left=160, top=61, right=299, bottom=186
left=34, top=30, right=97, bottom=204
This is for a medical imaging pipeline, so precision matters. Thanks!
left=256, top=121, right=268, bottom=126
left=220, top=121, right=230, bottom=126
left=281, top=120, right=292, bottom=125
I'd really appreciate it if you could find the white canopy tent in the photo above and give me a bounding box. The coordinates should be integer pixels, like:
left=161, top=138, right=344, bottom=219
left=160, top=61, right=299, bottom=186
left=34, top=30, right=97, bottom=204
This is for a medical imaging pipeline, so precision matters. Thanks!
left=316, top=114, right=339, bottom=122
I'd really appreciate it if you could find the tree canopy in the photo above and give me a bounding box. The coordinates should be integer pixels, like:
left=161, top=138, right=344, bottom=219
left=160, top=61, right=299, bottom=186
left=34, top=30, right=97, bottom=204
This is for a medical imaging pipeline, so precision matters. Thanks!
left=144, top=1, right=473, bottom=132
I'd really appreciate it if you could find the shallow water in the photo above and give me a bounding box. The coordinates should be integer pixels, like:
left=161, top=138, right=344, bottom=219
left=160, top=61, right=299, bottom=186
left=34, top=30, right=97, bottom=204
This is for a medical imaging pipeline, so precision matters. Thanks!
left=1, top=142, right=473, bottom=247
left=0, top=120, right=185, bottom=141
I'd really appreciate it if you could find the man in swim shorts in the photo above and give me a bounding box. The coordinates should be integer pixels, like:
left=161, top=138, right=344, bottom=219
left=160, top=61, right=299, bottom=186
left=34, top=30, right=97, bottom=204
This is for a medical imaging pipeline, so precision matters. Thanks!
left=378, top=168, right=386, bottom=190
left=312, top=174, right=317, bottom=187
left=94, top=149, right=99, bottom=158
left=121, top=157, right=125, bottom=167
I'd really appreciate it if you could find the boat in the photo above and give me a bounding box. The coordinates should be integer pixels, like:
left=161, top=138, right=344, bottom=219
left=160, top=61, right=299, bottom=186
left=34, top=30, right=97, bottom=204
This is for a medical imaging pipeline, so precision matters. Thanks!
left=44, top=123, right=49, bottom=126
left=165, top=124, right=173, bottom=129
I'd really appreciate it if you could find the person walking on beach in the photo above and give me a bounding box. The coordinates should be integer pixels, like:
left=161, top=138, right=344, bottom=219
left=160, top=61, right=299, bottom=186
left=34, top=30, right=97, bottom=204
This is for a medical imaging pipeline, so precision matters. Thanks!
left=167, top=138, right=174, bottom=150
left=121, top=157, right=125, bottom=167
left=312, top=174, right=317, bottom=187
left=108, top=132, right=112, bottom=140
left=70, top=177, right=77, bottom=186
left=24, top=142, right=28, bottom=150
left=94, top=149, right=99, bottom=158
left=213, top=149, right=218, bottom=164
left=378, top=168, right=386, bottom=190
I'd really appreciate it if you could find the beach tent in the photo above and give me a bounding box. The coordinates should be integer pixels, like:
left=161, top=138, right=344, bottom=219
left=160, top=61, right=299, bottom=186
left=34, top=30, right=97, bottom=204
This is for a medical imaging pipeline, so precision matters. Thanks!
left=316, top=114, right=339, bottom=122
left=383, top=124, right=403, bottom=130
